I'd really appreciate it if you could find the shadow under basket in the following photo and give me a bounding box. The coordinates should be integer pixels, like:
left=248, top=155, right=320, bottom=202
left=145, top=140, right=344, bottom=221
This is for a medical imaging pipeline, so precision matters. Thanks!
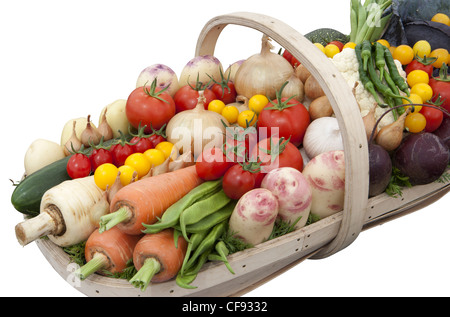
left=36, top=12, right=450, bottom=297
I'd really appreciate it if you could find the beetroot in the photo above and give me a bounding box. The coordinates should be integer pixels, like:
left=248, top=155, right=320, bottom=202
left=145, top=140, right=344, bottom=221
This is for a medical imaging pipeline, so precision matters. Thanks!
left=393, top=132, right=449, bottom=185
left=433, top=116, right=450, bottom=153
left=368, top=144, right=392, bottom=197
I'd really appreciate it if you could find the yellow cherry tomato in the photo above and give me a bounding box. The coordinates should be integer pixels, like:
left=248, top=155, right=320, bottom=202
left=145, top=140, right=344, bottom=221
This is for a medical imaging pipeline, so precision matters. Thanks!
left=124, top=152, right=151, bottom=178
left=429, top=48, right=449, bottom=68
left=237, top=110, right=257, bottom=128
left=388, top=46, right=396, bottom=56
left=313, top=43, right=325, bottom=53
left=403, top=93, right=423, bottom=113
left=248, top=94, right=269, bottom=114
left=118, top=164, right=138, bottom=185
left=144, top=148, right=166, bottom=167
left=431, top=13, right=450, bottom=26
left=412, top=40, right=431, bottom=58
left=208, top=99, right=226, bottom=114
left=221, top=105, right=239, bottom=124
left=407, top=69, right=429, bottom=87
left=410, top=83, right=433, bottom=103
left=324, top=44, right=340, bottom=58
left=405, top=112, right=427, bottom=133
left=376, top=39, right=390, bottom=48
left=94, top=163, right=119, bottom=190
left=393, top=45, right=414, bottom=65
left=343, top=42, right=356, bottom=50
left=155, top=141, right=178, bottom=160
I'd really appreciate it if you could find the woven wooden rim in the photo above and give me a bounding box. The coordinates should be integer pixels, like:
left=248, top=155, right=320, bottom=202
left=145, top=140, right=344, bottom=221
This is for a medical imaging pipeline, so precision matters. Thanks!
left=195, top=12, right=370, bottom=259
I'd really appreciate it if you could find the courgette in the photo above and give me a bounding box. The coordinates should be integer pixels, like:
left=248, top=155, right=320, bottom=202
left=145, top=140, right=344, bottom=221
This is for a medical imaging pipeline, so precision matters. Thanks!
left=11, top=155, right=71, bottom=217
left=304, top=28, right=350, bottom=46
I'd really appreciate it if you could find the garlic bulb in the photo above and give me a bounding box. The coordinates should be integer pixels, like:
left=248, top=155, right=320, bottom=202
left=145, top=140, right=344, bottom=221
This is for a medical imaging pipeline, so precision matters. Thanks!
left=63, top=120, right=83, bottom=156
left=97, top=108, right=114, bottom=141
left=303, top=116, right=344, bottom=159
left=80, top=115, right=102, bottom=147
left=166, top=91, right=229, bottom=160
left=234, top=35, right=294, bottom=100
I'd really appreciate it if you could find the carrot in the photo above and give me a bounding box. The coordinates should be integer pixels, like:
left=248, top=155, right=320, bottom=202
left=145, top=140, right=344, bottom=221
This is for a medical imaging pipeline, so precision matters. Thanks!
left=130, top=229, right=188, bottom=291
left=75, top=227, right=142, bottom=280
left=99, top=165, right=203, bottom=235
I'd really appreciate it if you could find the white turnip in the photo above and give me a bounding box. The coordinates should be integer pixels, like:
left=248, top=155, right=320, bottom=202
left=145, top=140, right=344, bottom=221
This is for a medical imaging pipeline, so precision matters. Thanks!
left=228, top=188, right=278, bottom=246
left=261, top=167, right=312, bottom=229
left=24, top=139, right=65, bottom=175
left=136, top=64, right=180, bottom=97
left=302, top=150, right=345, bottom=219
left=179, top=55, right=223, bottom=88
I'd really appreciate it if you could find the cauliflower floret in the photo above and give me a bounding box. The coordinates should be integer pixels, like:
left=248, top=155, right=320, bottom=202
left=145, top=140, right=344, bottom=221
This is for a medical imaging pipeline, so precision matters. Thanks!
left=331, top=48, right=405, bottom=129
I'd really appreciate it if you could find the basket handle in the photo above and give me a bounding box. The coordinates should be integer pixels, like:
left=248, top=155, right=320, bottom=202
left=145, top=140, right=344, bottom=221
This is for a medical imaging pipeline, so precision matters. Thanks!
left=195, top=12, right=369, bottom=259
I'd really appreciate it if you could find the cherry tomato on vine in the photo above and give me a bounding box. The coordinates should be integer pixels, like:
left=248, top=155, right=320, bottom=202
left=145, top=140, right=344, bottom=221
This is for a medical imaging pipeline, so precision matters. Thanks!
left=405, top=57, right=434, bottom=78
left=90, top=148, right=113, bottom=171
left=111, top=143, right=135, bottom=167
left=429, top=68, right=450, bottom=115
left=118, top=165, right=137, bottom=185
left=67, top=153, right=91, bottom=179
left=131, top=136, right=154, bottom=153
left=211, top=79, right=237, bottom=105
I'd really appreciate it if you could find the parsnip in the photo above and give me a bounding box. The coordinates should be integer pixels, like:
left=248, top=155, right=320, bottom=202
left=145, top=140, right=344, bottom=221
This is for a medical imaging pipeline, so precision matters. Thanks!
left=15, top=176, right=103, bottom=247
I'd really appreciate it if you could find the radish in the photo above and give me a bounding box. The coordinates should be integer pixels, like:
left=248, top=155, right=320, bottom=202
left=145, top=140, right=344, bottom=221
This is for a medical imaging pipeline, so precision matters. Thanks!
left=301, top=150, right=345, bottom=220
left=261, top=167, right=312, bottom=229
left=228, top=188, right=278, bottom=246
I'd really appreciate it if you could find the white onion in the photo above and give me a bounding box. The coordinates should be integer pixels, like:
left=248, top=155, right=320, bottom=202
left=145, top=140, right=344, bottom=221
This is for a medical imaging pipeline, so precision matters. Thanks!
left=179, top=55, right=223, bottom=88
left=136, top=64, right=180, bottom=97
left=303, top=116, right=344, bottom=159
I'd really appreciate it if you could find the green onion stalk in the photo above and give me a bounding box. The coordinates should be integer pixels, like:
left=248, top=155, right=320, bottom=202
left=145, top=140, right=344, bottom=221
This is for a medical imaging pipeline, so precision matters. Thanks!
left=350, top=0, right=393, bottom=44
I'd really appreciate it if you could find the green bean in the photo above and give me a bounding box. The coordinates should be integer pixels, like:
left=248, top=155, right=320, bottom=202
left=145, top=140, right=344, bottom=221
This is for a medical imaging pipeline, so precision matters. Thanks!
left=179, top=189, right=230, bottom=241
left=185, top=200, right=236, bottom=234
left=141, top=179, right=222, bottom=234
left=355, top=43, right=383, bottom=105
left=183, top=220, right=227, bottom=272
left=384, top=46, right=410, bottom=96
left=180, top=229, right=211, bottom=275
left=176, top=246, right=213, bottom=289
left=212, top=241, right=234, bottom=274
left=383, top=69, right=404, bottom=118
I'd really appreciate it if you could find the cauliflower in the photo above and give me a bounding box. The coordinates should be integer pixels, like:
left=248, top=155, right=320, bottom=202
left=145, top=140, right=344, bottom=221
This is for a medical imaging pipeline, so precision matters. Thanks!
left=331, top=48, right=408, bottom=129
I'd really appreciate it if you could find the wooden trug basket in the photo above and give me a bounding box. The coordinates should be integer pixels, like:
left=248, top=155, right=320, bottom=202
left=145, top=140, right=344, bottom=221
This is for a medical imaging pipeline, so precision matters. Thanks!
left=36, top=12, right=450, bottom=297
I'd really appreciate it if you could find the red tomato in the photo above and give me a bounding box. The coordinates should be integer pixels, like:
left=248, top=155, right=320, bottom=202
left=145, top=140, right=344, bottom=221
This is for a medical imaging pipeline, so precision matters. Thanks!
left=173, top=85, right=216, bottom=112
left=111, top=143, right=135, bottom=167
left=131, top=136, right=154, bottom=153
left=148, top=134, right=166, bottom=148
left=195, top=147, right=234, bottom=180
left=429, top=76, right=450, bottom=116
left=222, top=163, right=259, bottom=200
left=328, top=41, right=344, bottom=52
left=126, top=79, right=176, bottom=133
left=420, top=105, right=444, bottom=132
left=290, top=56, right=300, bottom=68
left=211, top=81, right=237, bottom=104
left=282, top=49, right=293, bottom=64
left=89, top=148, right=113, bottom=171
left=67, top=153, right=91, bottom=179
left=405, top=58, right=434, bottom=78
left=251, top=137, right=303, bottom=174
left=257, top=94, right=310, bottom=147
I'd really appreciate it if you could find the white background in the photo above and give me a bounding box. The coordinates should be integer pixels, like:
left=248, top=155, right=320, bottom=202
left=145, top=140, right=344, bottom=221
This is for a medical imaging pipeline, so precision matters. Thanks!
left=1, top=0, right=449, bottom=297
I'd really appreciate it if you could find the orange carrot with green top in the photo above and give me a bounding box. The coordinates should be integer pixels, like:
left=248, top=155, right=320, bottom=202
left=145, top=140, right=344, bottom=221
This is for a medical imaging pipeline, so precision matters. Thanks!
left=99, top=165, right=203, bottom=235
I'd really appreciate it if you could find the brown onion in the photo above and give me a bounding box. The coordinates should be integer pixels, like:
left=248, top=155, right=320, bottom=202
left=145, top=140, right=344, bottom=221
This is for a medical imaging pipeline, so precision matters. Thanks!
left=234, top=35, right=293, bottom=100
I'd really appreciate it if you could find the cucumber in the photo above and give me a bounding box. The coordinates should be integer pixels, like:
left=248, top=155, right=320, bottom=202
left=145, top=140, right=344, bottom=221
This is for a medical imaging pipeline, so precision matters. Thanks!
left=304, top=28, right=350, bottom=46
left=11, top=155, right=71, bottom=217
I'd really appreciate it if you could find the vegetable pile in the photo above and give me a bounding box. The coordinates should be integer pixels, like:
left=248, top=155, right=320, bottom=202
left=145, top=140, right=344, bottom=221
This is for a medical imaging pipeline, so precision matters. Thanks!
left=9, top=0, right=450, bottom=292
